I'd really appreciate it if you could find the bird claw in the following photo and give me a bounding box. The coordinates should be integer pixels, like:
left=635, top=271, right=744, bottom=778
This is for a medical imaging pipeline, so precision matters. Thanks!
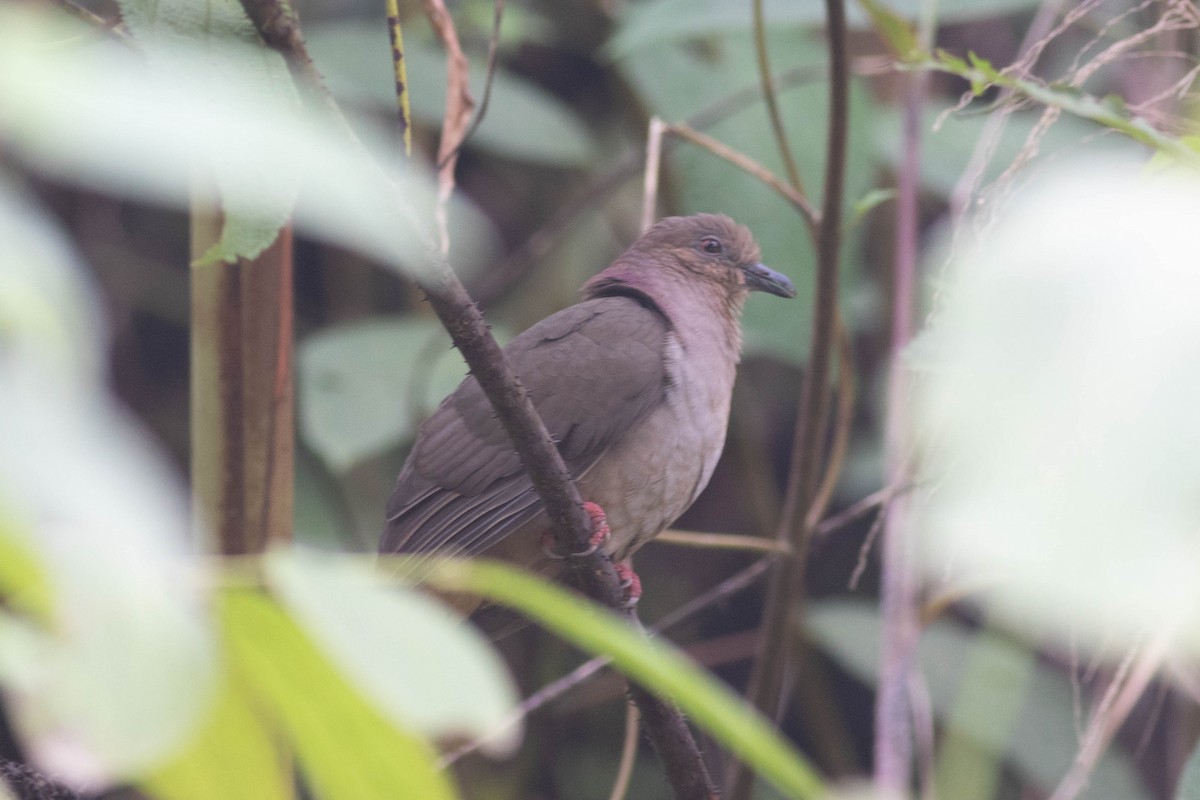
left=613, top=562, right=642, bottom=608
left=541, top=501, right=611, bottom=560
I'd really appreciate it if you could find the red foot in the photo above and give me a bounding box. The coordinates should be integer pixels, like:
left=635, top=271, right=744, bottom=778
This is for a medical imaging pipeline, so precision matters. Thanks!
left=583, top=502, right=611, bottom=552
left=614, top=562, right=642, bottom=608
left=542, top=501, right=612, bottom=559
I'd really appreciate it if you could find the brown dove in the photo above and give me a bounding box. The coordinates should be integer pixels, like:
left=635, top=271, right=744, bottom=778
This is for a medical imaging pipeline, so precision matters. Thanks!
left=380, top=214, right=794, bottom=600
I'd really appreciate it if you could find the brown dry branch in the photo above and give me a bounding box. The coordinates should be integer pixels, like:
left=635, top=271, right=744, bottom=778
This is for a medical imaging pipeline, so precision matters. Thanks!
left=641, top=117, right=668, bottom=231
left=416, top=6, right=717, bottom=799
left=422, top=0, right=475, bottom=253
left=667, top=122, right=819, bottom=237
left=752, top=0, right=806, bottom=194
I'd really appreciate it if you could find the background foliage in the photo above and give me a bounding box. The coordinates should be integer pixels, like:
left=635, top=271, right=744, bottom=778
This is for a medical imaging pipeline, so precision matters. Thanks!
left=2, top=0, right=1200, bottom=799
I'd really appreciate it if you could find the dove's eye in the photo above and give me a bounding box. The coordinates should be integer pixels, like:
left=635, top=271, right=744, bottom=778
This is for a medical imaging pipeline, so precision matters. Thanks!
left=700, top=236, right=723, bottom=254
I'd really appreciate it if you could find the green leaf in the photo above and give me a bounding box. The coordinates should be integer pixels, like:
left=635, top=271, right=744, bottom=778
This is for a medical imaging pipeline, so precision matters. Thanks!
left=857, top=0, right=921, bottom=60
left=808, top=600, right=1152, bottom=799
left=267, top=549, right=520, bottom=753
left=298, top=318, right=504, bottom=473
left=117, top=0, right=299, bottom=264
left=0, top=7, right=437, bottom=279
left=307, top=22, right=596, bottom=166
left=141, top=667, right=289, bottom=800
left=1176, top=738, right=1200, bottom=800
left=607, top=0, right=1043, bottom=59
left=425, top=559, right=824, bottom=800
left=220, top=589, right=459, bottom=800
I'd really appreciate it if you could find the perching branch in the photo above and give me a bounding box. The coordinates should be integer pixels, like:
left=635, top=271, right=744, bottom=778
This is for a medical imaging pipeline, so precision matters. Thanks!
left=412, top=5, right=718, bottom=798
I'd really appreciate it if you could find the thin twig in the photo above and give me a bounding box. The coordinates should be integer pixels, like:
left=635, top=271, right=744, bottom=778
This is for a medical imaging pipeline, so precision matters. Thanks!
left=471, top=65, right=827, bottom=309
left=804, top=316, right=856, bottom=530
left=642, top=117, right=668, bottom=232
left=608, top=704, right=640, bottom=800
left=873, top=0, right=937, bottom=788
left=655, top=529, right=790, bottom=555
left=422, top=0, right=475, bottom=253
left=727, top=0, right=850, bottom=796
left=237, top=0, right=345, bottom=127
left=668, top=122, right=819, bottom=238
left=752, top=0, right=806, bottom=194
left=815, top=485, right=900, bottom=540
left=53, top=0, right=134, bottom=44
left=441, top=0, right=506, bottom=168
left=1049, top=631, right=1173, bottom=800
left=384, top=0, right=413, bottom=155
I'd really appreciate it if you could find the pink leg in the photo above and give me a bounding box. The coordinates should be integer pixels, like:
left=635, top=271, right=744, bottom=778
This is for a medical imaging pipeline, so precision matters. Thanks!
left=583, top=501, right=611, bottom=552
left=542, top=501, right=612, bottom=559
left=614, top=561, right=642, bottom=608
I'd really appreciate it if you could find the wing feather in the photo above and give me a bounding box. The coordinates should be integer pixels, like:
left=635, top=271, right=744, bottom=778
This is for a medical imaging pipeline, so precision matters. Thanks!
left=380, top=296, right=669, bottom=558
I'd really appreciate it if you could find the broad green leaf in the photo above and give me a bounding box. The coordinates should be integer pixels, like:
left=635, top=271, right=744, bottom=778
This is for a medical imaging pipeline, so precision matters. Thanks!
left=307, top=22, right=596, bottom=166
left=1176, top=738, right=1200, bottom=800
left=618, top=32, right=876, bottom=359
left=607, top=0, right=1043, bottom=60
left=298, top=318, right=506, bottom=473
left=857, top=0, right=921, bottom=60
left=913, top=161, right=1200, bottom=657
left=807, top=600, right=1152, bottom=799
left=425, top=559, right=824, bottom=800
left=0, top=7, right=436, bottom=279
left=221, top=590, right=458, bottom=800
left=141, top=666, right=288, bottom=800
left=118, top=0, right=298, bottom=263
left=267, top=549, right=520, bottom=753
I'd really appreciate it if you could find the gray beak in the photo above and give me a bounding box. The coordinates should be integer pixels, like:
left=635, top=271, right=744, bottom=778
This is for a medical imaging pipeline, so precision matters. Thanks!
left=743, top=262, right=796, bottom=298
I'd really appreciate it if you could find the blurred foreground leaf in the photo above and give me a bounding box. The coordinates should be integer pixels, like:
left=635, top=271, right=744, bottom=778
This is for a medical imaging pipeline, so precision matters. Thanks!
left=808, top=600, right=1151, bottom=799
left=0, top=369, right=216, bottom=787
left=118, top=0, right=298, bottom=263
left=425, top=559, right=824, bottom=799
left=912, top=160, right=1200, bottom=657
left=0, top=6, right=437, bottom=276
left=268, top=549, right=520, bottom=754
left=221, top=589, right=459, bottom=800
left=142, top=668, right=288, bottom=800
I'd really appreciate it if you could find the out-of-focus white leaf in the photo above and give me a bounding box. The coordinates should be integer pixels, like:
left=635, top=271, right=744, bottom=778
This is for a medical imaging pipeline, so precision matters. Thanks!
left=0, top=7, right=437, bottom=277
left=267, top=549, right=520, bottom=755
left=0, top=366, right=217, bottom=787
left=119, top=0, right=299, bottom=263
left=0, top=179, right=106, bottom=384
left=912, top=158, right=1200, bottom=656
left=0, top=179, right=217, bottom=787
